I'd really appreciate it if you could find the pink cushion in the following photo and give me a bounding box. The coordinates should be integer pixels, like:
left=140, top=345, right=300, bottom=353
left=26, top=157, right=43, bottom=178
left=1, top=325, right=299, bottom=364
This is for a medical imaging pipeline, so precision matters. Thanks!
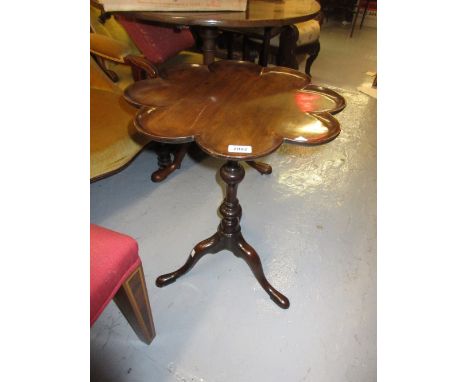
left=90, top=224, right=141, bottom=326
left=115, top=16, right=195, bottom=64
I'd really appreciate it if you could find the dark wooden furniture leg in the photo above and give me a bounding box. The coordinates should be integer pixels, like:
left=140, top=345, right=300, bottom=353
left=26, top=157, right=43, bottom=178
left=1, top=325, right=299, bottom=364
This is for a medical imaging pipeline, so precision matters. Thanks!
left=152, top=143, right=189, bottom=182
left=259, top=27, right=272, bottom=67
left=349, top=0, right=359, bottom=38
left=113, top=265, right=156, bottom=344
left=92, top=54, right=119, bottom=82
left=305, top=40, right=321, bottom=76
left=277, top=25, right=299, bottom=70
left=199, top=27, right=219, bottom=65
left=274, top=25, right=320, bottom=75
left=226, top=32, right=234, bottom=59
left=156, top=160, right=289, bottom=309
left=242, top=35, right=251, bottom=61
left=350, top=0, right=371, bottom=37
left=245, top=160, right=272, bottom=175
left=359, top=0, right=371, bottom=29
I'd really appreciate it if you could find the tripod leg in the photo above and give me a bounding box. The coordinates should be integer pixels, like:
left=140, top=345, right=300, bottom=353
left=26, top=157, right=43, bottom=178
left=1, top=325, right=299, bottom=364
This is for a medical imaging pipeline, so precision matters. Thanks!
left=245, top=161, right=272, bottom=175
left=156, top=233, right=224, bottom=287
left=232, top=233, right=290, bottom=309
left=151, top=143, right=189, bottom=182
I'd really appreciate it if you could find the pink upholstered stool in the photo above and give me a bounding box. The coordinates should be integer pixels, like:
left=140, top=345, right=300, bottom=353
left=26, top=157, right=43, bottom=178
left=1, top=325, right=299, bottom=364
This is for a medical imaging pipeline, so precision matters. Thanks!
left=90, top=224, right=155, bottom=344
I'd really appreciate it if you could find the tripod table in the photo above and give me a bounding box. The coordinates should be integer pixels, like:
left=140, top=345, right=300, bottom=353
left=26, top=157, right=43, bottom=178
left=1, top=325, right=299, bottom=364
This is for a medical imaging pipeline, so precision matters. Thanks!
left=124, top=60, right=346, bottom=309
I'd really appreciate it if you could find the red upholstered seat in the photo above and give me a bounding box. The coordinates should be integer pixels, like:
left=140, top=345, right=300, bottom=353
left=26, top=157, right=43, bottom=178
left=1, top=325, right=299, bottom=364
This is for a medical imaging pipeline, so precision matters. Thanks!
left=115, top=16, right=195, bottom=64
left=90, top=224, right=141, bottom=325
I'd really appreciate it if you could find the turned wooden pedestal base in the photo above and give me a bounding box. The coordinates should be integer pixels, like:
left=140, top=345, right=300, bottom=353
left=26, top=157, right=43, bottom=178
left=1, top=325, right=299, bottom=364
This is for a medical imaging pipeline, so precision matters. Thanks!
left=152, top=143, right=189, bottom=182
left=156, top=160, right=289, bottom=309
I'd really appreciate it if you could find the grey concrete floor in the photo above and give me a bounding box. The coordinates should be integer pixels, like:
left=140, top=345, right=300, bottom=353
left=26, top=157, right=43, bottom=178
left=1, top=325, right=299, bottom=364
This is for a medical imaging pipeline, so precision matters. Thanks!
left=91, top=23, right=377, bottom=382
left=306, top=21, right=377, bottom=90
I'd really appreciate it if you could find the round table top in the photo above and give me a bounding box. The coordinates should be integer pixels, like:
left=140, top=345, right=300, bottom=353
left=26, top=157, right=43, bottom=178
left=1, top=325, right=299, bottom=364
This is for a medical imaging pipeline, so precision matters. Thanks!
left=125, top=61, right=344, bottom=161
left=118, top=0, right=321, bottom=28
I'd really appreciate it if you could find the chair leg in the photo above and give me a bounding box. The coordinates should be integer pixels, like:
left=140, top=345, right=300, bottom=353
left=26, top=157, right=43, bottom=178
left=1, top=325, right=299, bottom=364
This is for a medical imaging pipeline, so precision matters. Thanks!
left=359, top=0, right=371, bottom=29
left=113, top=265, right=156, bottom=345
left=349, top=0, right=360, bottom=38
left=92, top=54, right=119, bottom=82
left=305, top=40, right=321, bottom=76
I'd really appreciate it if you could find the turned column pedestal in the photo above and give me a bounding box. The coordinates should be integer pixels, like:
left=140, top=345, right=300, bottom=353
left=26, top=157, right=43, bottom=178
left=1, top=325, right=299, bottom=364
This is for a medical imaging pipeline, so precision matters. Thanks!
left=156, top=160, right=289, bottom=309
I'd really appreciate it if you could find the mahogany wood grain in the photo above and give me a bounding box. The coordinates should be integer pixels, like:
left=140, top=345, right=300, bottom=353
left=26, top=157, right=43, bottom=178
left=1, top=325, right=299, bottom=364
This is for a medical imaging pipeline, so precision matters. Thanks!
left=125, top=60, right=342, bottom=161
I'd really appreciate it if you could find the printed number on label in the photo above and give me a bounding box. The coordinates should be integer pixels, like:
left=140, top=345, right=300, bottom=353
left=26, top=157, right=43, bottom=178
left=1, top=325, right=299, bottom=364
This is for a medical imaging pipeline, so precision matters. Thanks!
left=228, top=145, right=252, bottom=153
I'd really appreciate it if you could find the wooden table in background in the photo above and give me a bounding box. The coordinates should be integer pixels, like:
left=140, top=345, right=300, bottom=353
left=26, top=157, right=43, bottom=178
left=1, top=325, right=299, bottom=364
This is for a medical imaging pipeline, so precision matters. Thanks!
left=116, top=0, right=321, bottom=64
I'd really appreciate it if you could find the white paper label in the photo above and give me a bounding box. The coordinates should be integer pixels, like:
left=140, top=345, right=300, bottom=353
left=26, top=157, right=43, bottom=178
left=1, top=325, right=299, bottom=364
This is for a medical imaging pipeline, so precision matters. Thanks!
left=228, top=145, right=252, bottom=153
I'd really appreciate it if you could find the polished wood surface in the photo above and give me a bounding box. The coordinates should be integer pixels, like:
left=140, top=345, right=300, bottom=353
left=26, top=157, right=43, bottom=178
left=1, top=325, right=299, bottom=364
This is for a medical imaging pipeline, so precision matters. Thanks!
left=118, top=0, right=321, bottom=28
left=125, top=60, right=343, bottom=161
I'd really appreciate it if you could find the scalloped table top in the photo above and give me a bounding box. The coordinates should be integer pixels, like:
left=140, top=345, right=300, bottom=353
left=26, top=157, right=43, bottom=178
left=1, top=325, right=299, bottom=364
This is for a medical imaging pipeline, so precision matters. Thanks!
left=117, top=0, right=321, bottom=28
left=125, top=60, right=345, bottom=160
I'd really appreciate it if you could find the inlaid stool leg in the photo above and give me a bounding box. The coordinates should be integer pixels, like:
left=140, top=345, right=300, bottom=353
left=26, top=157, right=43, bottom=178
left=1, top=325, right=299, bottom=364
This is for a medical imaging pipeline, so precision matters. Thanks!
left=156, top=160, right=289, bottom=309
left=113, top=265, right=156, bottom=344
